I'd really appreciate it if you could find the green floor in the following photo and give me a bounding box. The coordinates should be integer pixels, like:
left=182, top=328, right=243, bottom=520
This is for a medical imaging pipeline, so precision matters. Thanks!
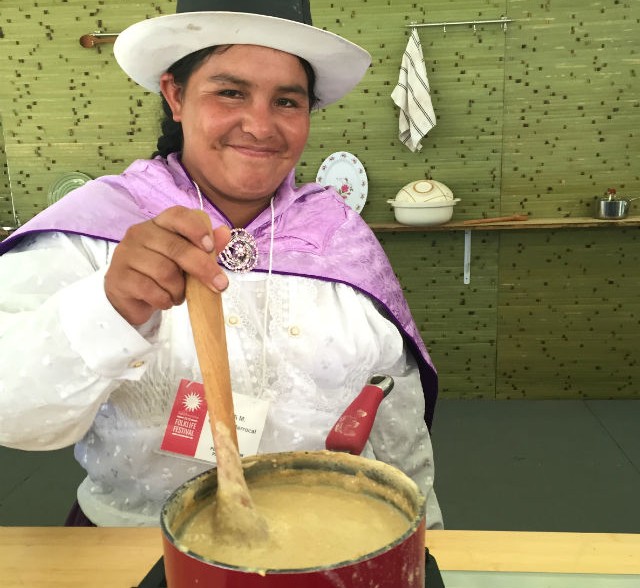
left=1, top=399, right=639, bottom=532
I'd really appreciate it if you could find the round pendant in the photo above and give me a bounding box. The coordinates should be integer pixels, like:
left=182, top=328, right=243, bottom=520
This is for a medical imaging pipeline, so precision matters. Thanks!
left=217, top=228, right=258, bottom=273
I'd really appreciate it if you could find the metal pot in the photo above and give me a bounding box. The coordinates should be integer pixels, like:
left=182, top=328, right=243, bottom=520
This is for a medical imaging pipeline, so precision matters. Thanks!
left=595, top=198, right=629, bottom=220
left=161, top=450, right=426, bottom=587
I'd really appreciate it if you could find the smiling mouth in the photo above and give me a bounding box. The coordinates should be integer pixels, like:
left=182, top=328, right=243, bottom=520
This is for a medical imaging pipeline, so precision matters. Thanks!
left=232, top=145, right=280, bottom=158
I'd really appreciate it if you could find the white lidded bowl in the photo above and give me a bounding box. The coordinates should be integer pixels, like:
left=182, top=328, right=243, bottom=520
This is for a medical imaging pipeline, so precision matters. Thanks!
left=387, top=199, right=461, bottom=226
left=394, top=180, right=454, bottom=203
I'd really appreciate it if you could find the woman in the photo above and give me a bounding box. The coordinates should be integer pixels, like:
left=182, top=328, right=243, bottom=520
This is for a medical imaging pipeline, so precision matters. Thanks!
left=0, top=0, right=442, bottom=529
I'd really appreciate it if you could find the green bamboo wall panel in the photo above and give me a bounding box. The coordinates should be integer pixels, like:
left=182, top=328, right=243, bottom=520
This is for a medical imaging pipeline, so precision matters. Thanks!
left=497, top=228, right=640, bottom=398
left=379, top=230, right=500, bottom=399
left=0, top=0, right=638, bottom=400
left=302, top=0, right=509, bottom=222
left=502, top=0, right=639, bottom=216
left=0, top=116, right=10, bottom=225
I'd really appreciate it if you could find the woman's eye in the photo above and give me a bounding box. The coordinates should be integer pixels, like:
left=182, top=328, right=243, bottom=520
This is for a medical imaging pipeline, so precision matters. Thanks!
left=276, top=97, right=299, bottom=108
left=218, top=89, right=242, bottom=98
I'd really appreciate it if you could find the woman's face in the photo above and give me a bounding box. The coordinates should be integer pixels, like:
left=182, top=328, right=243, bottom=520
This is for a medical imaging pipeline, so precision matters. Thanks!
left=161, top=44, right=311, bottom=219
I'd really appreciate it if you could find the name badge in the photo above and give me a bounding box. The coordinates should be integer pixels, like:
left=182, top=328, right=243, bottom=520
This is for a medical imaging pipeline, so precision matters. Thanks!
left=160, top=379, right=270, bottom=464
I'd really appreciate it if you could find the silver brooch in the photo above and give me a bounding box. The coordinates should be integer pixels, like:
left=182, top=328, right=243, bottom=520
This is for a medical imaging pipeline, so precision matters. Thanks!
left=217, top=228, right=258, bottom=273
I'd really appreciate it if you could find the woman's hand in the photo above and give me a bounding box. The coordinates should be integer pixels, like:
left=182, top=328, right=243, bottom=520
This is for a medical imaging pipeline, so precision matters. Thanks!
left=105, top=206, right=231, bottom=325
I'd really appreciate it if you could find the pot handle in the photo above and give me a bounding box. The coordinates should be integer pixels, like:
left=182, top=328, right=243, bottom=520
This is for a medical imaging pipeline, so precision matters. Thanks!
left=325, top=375, right=393, bottom=455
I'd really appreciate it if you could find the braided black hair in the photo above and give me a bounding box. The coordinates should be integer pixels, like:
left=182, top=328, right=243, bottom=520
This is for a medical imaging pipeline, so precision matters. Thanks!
left=152, top=47, right=218, bottom=158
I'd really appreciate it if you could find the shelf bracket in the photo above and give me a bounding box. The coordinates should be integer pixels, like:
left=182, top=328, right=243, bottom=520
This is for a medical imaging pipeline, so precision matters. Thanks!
left=463, top=230, right=471, bottom=284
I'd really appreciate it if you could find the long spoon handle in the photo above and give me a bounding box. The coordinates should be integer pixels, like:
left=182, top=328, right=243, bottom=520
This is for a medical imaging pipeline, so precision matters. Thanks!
left=185, top=215, right=238, bottom=451
left=184, top=216, right=269, bottom=541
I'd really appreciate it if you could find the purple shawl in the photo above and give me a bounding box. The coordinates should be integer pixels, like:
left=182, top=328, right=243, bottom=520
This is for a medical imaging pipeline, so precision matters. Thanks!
left=1, top=154, right=438, bottom=428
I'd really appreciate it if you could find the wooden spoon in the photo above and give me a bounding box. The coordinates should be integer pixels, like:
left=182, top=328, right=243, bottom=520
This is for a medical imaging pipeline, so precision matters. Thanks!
left=185, top=212, right=268, bottom=543
left=78, top=33, right=119, bottom=48
left=461, top=214, right=529, bottom=225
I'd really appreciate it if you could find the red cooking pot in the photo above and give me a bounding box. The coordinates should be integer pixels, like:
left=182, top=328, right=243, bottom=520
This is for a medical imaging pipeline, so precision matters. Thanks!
left=161, top=450, right=426, bottom=587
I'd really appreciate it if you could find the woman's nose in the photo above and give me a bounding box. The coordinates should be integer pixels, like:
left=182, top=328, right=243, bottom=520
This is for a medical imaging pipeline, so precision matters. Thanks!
left=241, top=101, right=275, bottom=139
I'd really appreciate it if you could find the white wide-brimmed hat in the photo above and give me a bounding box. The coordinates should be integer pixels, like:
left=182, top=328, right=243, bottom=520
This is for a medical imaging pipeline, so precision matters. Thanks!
left=114, top=0, right=371, bottom=109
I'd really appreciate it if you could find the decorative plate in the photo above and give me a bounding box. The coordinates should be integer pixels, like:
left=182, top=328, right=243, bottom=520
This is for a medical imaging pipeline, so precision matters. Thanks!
left=316, top=151, right=368, bottom=214
left=47, top=171, right=93, bottom=205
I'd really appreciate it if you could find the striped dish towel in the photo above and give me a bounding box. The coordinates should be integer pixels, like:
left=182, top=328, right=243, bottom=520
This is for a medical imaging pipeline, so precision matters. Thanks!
left=391, top=27, right=436, bottom=152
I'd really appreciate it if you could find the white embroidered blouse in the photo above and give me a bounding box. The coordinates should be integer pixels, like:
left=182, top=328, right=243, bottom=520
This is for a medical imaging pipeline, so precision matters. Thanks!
left=0, top=231, right=442, bottom=528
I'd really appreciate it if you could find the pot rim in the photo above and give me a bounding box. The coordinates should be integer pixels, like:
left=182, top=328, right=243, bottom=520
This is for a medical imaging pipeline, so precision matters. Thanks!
left=161, top=449, right=426, bottom=575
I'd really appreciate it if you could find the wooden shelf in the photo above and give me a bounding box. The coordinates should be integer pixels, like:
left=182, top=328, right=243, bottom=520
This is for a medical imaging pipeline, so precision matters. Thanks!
left=371, top=216, right=640, bottom=284
left=369, top=216, right=640, bottom=232
left=3, top=217, right=639, bottom=242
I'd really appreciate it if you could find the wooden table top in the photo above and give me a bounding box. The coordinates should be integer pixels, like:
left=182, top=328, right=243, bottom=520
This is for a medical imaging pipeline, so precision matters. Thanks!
left=1, top=527, right=638, bottom=587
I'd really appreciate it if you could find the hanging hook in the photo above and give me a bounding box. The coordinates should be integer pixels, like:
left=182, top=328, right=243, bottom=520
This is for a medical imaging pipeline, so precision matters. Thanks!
left=501, top=16, right=509, bottom=32
left=473, top=21, right=477, bottom=33
left=443, top=23, right=446, bottom=34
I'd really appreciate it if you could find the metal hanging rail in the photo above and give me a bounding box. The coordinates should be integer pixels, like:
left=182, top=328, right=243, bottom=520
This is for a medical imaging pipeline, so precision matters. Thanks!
left=406, top=16, right=513, bottom=32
